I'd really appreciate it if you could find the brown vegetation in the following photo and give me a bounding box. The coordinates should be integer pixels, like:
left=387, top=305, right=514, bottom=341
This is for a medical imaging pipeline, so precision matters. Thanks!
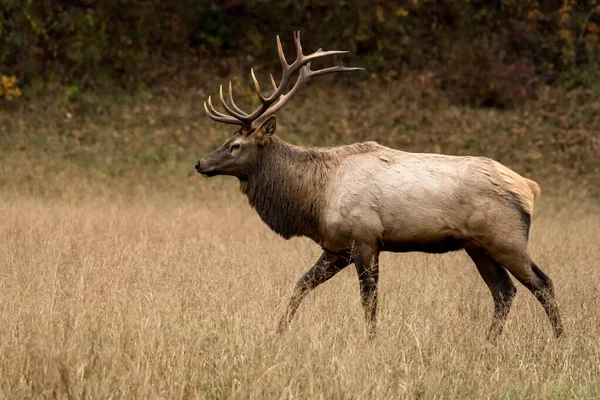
left=0, top=180, right=599, bottom=398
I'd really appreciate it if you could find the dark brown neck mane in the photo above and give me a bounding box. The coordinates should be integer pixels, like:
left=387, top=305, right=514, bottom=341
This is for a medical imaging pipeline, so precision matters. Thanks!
left=241, top=136, right=380, bottom=241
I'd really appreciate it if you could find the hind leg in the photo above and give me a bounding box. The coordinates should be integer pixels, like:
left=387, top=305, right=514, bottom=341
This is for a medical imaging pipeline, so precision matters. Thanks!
left=526, top=261, right=564, bottom=337
left=466, top=248, right=517, bottom=341
left=487, top=248, right=564, bottom=338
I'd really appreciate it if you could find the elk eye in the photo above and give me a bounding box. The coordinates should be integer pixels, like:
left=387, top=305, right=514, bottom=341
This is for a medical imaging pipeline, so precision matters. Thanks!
left=230, top=143, right=241, bottom=153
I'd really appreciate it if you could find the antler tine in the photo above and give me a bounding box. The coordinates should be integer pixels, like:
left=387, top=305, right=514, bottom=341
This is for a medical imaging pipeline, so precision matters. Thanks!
left=204, top=98, right=244, bottom=126
left=304, top=62, right=365, bottom=78
left=300, top=49, right=349, bottom=64
left=228, top=81, right=249, bottom=116
left=276, top=35, right=289, bottom=69
left=293, top=30, right=303, bottom=60
left=269, top=74, right=278, bottom=92
left=207, top=95, right=230, bottom=118
left=250, top=68, right=268, bottom=103
left=219, top=84, right=248, bottom=120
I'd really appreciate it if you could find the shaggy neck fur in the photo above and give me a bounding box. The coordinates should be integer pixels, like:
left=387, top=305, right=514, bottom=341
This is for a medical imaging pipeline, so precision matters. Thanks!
left=240, top=136, right=380, bottom=241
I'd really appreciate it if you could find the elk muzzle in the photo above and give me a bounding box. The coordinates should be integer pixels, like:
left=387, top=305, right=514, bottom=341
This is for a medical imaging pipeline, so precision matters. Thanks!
left=195, top=159, right=218, bottom=177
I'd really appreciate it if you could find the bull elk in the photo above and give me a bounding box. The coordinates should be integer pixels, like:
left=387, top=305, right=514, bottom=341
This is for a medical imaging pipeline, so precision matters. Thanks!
left=195, top=31, right=564, bottom=340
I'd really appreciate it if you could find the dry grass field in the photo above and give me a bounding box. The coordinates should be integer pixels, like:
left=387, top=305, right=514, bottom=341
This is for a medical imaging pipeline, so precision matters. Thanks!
left=1, top=177, right=599, bottom=399
left=1, top=79, right=599, bottom=398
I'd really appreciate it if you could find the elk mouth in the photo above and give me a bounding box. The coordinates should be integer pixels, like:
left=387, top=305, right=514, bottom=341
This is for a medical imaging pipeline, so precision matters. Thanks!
left=200, top=170, right=217, bottom=178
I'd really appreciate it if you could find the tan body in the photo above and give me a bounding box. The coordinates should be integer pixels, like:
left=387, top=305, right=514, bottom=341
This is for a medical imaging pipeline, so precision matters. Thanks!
left=321, top=145, right=537, bottom=256
left=196, top=32, right=563, bottom=340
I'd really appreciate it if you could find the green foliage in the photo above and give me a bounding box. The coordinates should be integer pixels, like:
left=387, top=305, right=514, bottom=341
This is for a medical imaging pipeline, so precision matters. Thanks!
left=1, top=0, right=599, bottom=107
left=64, top=84, right=81, bottom=102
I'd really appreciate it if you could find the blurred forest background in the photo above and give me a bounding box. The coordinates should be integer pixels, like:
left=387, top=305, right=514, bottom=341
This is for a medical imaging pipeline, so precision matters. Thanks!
left=0, top=0, right=599, bottom=197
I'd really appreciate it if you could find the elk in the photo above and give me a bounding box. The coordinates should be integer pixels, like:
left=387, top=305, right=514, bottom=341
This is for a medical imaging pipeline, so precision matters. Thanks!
left=195, top=31, right=564, bottom=340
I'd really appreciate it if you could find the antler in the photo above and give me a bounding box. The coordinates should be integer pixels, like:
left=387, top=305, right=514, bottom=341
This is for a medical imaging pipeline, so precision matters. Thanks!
left=204, top=31, right=364, bottom=130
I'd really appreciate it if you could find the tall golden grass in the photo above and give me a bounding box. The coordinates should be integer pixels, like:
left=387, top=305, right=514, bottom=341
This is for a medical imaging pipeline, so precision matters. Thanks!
left=1, top=181, right=599, bottom=398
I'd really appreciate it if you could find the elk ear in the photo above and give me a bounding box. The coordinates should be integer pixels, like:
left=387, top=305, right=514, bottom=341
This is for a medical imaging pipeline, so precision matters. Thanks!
left=253, top=116, right=276, bottom=143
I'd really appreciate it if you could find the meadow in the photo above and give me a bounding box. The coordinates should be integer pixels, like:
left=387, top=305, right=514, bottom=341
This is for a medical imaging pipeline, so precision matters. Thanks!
left=1, top=80, right=599, bottom=398
left=0, top=176, right=599, bottom=399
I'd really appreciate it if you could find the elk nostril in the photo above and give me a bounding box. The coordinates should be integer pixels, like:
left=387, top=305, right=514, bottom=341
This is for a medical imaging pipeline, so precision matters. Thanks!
left=195, top=161, right=201, bottom=170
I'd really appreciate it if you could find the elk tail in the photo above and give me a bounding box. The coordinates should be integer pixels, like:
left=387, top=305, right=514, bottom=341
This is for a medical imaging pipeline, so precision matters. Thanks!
left=526, top=178, right=541, bottom=201
left=495, top=163, right=540, bottom=215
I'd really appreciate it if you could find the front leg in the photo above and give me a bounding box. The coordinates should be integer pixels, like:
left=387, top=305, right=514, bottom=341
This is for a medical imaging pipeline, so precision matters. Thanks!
left=277, top=251, right=350, bottom=334
left=353, top=244, right=380, bottom=339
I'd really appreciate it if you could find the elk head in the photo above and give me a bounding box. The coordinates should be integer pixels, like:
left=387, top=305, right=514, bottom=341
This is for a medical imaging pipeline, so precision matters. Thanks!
left=195, top=31, right=363, bottom=179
